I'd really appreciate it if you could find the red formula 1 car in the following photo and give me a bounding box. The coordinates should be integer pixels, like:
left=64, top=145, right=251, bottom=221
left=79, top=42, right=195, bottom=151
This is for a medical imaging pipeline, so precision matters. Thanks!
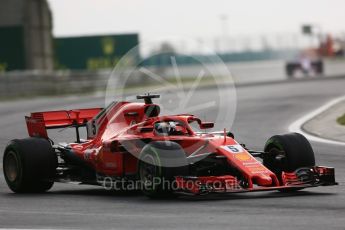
left=3, top=94, right=337, bottom=197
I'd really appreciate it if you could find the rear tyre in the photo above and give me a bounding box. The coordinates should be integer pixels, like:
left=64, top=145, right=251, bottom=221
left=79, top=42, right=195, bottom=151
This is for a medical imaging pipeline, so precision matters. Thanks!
left=285, top=64, right=294, bottom=78
left=314, top=61, right=324, bottom=75
left=263, top=133, right=315, bottom=192
left=138, top=141, right=188, bottom=198
left=3, top=138, right=57, bottom=193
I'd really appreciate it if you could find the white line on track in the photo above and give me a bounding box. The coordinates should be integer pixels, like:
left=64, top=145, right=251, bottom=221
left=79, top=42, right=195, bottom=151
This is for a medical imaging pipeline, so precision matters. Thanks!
left=289, top=95, right=345, bottom=146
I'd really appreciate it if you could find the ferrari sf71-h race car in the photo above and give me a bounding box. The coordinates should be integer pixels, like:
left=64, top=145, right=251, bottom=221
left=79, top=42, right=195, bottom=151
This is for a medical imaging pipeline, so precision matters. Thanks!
left=3, top=94, right=337, bottom=198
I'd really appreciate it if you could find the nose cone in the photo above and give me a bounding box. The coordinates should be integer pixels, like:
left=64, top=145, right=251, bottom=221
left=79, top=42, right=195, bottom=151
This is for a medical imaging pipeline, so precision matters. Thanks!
left=255, top=174, right=273, bottom=186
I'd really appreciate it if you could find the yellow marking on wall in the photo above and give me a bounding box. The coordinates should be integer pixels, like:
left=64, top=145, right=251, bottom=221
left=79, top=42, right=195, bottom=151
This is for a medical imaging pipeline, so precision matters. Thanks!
left=87, top=57, right=120, bottom=70
left=0, top=63, right=8, bottom=72
left=102, top=37, right=115, bottom=55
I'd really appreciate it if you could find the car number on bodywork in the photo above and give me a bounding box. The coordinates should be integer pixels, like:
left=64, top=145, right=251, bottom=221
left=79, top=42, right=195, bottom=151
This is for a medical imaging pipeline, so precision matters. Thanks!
left=222, top=144, right=245, bottom=153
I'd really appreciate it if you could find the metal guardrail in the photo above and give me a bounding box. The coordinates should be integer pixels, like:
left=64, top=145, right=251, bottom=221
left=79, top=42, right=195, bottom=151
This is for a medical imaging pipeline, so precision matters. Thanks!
left=0, top=71, right=110, bottom=98
left=0, top=59, right=344, bottom=99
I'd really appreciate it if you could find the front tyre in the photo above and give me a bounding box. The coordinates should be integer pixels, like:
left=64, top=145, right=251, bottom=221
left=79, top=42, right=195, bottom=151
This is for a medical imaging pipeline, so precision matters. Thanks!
left=263, top=133, right=315, bottom=192
left=138, top=141, right=188, bottom=198
left=3, top=138, right=57, bottom=193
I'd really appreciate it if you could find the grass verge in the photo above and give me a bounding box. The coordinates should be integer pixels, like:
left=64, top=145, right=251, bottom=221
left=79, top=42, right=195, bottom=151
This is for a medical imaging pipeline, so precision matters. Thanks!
left=336, top=113, right=345, bottom=125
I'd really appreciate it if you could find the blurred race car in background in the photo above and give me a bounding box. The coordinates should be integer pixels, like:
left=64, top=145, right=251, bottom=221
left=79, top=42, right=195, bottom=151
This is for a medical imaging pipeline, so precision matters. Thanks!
left=285, top=49, right=324, bottom=78
left=285, top=59, right=323, bottom=78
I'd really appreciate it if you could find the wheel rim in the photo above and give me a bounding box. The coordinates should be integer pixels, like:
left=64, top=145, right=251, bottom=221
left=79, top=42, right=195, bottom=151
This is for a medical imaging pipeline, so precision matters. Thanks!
left=269, top=147, right=286, bottom=165
left=139, top=154, right=158, bottom=188
left=4, top=151, right=19, bottom=182
left=265, top=146, right=288, bottom=181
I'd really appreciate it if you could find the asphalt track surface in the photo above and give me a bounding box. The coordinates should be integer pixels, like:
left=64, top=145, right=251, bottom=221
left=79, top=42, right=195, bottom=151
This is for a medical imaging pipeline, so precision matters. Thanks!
left=0, top=77, right=345, bottom=229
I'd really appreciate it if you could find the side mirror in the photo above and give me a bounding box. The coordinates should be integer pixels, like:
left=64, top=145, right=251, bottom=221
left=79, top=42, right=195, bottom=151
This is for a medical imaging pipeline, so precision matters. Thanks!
left=200, top=122, right=214, bottom=129
left=138, top=126, right=154, bottom=133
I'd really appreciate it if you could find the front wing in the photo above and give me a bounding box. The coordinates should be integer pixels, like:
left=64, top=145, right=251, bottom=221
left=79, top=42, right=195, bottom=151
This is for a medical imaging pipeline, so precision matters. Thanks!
left=175, top=166, right=337, bottom=195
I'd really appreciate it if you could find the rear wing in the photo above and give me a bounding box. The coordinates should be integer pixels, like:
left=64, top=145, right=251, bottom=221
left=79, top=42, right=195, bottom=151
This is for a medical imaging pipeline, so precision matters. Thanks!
left=25, top=108, right=102, bottom=138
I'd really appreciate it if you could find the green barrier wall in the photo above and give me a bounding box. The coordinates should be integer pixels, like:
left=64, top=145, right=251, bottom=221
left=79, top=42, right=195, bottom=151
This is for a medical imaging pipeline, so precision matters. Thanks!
left=0, top=26, right=25, bottom=72
left=54, top=34, right=139, bottom=70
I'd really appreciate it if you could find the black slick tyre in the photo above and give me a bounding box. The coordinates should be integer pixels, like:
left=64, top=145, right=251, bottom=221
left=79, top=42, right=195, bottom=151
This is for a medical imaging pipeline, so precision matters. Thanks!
left=3, top=138, right=57, bottom=193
